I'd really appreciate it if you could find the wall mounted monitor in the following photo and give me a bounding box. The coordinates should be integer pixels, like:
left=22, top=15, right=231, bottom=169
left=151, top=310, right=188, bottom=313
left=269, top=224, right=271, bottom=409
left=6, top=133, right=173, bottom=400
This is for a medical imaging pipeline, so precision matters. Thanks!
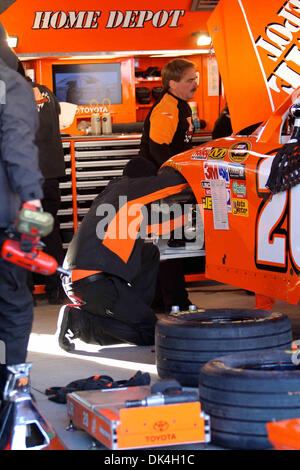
left=52, top=62, right=122, bottom=105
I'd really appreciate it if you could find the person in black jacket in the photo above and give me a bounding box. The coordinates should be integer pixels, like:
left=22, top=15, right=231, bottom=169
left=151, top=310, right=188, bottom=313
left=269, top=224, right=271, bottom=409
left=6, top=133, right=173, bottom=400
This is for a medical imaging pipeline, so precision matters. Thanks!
left=30, top=81, right=66, bottom=304
left=140, top=58, right=197, bottom=170
left=56, top=158, right=189, bottom=351
left=18, top=63, right=66, bottom=304
left=212, top=103, right=232, bottom=139
left=0, top=24, right=43, bottom=395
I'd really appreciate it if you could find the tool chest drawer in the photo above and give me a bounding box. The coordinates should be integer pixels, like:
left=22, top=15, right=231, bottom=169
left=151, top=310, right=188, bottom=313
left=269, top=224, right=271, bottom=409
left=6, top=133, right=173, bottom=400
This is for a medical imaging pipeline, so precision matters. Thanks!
left=58, top=137, right=142, bottom=249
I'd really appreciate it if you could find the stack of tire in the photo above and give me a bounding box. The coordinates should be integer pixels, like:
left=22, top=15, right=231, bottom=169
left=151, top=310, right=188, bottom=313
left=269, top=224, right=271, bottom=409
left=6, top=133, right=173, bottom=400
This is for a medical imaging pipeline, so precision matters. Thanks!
left=155, top=308, right=296, bottom=449
left=199, top=350, right=300, bottom=450
left=135, top=87, right=151, bottom=104
left=152, top=86, right=163, bottom=101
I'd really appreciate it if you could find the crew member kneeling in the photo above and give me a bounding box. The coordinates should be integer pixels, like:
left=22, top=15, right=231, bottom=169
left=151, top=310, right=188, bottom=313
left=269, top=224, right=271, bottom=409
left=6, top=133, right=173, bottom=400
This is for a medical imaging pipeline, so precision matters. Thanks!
left=56, top=158, right=189, bottom=351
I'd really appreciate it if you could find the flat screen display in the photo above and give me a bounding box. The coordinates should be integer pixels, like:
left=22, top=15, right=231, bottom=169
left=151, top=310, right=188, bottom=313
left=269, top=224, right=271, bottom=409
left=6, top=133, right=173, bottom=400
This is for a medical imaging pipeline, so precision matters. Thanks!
left=52, top=63, right=122, bottom=105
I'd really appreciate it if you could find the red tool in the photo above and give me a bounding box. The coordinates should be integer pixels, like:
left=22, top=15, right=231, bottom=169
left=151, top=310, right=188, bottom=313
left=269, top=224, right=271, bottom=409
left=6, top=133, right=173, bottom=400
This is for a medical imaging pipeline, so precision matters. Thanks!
left=0, top=205, right=69, bottom=450
left=1, top=239, right=70, bottom=276
left=1, top=203, right=70, bottom=276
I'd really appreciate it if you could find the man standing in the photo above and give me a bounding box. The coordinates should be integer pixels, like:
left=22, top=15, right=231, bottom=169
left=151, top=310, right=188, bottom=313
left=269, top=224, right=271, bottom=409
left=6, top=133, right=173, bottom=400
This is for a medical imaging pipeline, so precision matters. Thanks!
left=0, top=24, right=43, bottom=394
left=30, top=78, right=66, bottom=304
left=212, top=103, right=232, bottom=139
left=140, top=58, right=198, bottom=169
left=139, top=59, right=198, bottom=312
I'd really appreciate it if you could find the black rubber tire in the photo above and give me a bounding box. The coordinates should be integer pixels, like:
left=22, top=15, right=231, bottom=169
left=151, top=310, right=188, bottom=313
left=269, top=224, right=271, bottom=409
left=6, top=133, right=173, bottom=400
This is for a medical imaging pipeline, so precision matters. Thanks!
left=199, top=349, right=300, bottom=450
left=155, top=308, right=292, bottom=386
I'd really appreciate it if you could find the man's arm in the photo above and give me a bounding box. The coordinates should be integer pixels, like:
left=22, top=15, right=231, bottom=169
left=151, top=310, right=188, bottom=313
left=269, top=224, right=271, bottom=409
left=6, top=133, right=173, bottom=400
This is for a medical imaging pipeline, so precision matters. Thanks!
left=0, top=69, right=43, bottom=203
left=148, top=105, right=178, bottom=168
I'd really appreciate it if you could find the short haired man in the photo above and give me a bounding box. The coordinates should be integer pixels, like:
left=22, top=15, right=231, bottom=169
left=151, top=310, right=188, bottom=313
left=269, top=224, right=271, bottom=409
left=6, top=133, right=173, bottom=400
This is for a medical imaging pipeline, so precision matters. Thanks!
left=139, top=58, right=198, bottom=170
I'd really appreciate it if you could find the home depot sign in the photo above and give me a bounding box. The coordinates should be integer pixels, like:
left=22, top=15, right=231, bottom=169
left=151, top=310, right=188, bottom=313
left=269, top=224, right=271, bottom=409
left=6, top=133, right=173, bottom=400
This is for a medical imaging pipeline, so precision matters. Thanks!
left=255, top=0, right=300, bottom=96
left=0, top=0, right=209, bottom=53
left=208, top=0, right=300, bottom=133
left=32, top=10, right=186, bottom=29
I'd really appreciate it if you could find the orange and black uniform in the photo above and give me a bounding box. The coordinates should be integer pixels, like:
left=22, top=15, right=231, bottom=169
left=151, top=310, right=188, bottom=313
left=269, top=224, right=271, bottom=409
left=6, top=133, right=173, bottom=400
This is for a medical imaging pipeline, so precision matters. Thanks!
left=62, top=165, right=188, bottom=346
left=139, top=90, right=194, bottom=312
left=140, top=90, right=193, bottom=170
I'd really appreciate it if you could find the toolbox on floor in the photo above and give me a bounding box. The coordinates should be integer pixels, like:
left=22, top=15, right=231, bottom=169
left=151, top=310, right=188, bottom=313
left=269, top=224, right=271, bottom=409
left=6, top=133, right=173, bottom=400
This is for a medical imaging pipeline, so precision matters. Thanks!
left=66, top=385, right=210, bottom=450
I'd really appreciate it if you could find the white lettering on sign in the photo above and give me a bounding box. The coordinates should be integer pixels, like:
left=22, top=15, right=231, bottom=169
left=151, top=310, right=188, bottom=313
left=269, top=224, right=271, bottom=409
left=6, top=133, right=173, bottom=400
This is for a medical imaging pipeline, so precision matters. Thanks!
left=32, top=11, right=101, bottom=29
left=255, top=0, right=300, bottom=96
left=76, top=106, right=108, bottom=115
left=32, top=10, right=185, bottom=30
left=106, top=10, right=185, bottom=28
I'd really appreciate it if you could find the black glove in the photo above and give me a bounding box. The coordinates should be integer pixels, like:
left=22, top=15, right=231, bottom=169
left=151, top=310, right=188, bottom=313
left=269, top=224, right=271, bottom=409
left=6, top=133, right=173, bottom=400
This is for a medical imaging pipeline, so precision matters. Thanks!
left=45, top=370, right=151, bottom=404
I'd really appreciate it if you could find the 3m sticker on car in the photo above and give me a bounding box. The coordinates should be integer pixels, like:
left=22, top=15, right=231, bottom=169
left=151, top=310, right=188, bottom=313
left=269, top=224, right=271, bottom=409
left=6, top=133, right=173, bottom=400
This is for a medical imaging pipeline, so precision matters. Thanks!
left=203, top=161, right=230, bottom=186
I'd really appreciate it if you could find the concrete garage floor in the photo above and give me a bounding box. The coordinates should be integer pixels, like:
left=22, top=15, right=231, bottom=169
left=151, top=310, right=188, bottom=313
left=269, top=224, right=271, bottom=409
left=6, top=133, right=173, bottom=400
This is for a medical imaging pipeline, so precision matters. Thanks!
left=25, top=280, right=300, bottom=452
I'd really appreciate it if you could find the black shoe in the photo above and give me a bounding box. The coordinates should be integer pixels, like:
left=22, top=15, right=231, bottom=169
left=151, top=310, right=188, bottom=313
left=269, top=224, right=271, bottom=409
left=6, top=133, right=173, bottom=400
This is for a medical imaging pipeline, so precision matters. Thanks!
left=55, top=305, right=82, bottom=352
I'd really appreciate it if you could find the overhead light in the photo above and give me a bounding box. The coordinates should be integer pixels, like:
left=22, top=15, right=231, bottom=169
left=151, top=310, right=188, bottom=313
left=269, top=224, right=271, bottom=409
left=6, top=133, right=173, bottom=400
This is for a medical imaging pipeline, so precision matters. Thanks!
left=149, top=50, right=210, bottom=57
left=7, top=36, right=18, bottom=48
left=196, top=34, right=211, bottom=46
left=192, top=32, right=211, bottom=47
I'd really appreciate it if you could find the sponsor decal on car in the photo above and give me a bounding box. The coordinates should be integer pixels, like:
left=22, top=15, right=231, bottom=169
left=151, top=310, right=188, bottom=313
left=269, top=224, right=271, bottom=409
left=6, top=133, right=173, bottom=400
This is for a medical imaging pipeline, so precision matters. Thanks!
left=232, top=181, right=247, bottom=198
left=191, top=147, right=211, bottom=160
left=232, top=198, right=249, bottom=216
left=227, top=162, right=246, bottom=180
left=202, top=189, right=232, bottom=213
left=167, top=160, right=182, bottom=172
left=228, top=142, right=251, bottom=163
left=208, top=147, right=227, bottom=160
left=203, top=161, right=230, bottom=186
left=202, top=196, right=212, bottom=210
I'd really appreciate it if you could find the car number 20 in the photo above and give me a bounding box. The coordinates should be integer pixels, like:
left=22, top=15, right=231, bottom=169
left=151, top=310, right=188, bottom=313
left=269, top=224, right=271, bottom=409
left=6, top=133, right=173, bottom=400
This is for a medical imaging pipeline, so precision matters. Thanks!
left=255, top=156, right=300, bottom=273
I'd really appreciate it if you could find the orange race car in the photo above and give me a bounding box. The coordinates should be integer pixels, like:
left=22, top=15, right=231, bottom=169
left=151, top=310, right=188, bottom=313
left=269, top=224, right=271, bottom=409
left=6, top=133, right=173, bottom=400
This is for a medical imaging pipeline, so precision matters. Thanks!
left=158, top=0, right=300, bottom=306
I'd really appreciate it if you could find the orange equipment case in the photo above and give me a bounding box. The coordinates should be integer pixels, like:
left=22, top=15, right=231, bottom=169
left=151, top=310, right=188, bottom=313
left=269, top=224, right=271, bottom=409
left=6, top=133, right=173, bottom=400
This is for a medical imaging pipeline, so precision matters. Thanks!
left=267, top=418, right=300, bottom=451
left=66, top=385, right=210, bottom=450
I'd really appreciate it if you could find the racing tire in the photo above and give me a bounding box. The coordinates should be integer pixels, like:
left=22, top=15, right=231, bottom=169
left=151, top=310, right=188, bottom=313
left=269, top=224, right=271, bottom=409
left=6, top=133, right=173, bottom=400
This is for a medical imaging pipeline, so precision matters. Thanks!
left=155, top=308, right=292, bottom=386
left=199, top=349, right=300, bottom=450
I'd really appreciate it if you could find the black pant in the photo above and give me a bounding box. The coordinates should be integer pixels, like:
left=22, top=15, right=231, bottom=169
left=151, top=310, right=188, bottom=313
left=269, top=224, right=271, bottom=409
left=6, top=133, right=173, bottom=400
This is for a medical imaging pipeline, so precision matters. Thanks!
left=0, top=230, right=34, bottom=395
left=63, top=243, right=159, bottom=345
left=30, top=178, right=64, bottom=294
left=152, top=258, right=190, bottom=313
